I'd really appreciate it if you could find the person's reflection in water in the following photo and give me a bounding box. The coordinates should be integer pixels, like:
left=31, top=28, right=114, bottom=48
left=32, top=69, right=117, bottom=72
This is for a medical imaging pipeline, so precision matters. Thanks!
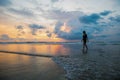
left=82, top=48, right=88, bottom=54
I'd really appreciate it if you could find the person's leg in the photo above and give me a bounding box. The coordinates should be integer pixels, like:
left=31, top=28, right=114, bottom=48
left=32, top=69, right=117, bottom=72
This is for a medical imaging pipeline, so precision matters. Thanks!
left=84, top=40, right=88, bottom=50
left=83, top=41, right=86, bottom=50
left=85, top=41, right=88, bottom=49
left=83, top=43, right=84, bottom=49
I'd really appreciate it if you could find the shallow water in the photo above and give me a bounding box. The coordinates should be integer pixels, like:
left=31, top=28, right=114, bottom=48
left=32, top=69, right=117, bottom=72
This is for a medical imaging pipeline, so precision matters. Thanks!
left=53, top=43, right=120, bottom=80
left=0, top=43, right=74, bottom=56
left=0, top=41, right=119, bottom=56
left=0, top=41, right=119, bottom=55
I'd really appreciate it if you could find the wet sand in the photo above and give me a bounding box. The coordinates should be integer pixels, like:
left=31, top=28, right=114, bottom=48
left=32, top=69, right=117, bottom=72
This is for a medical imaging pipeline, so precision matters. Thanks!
left=53, top=44, right=120, bottom=80
left=0, top=52, right=66, bottom=80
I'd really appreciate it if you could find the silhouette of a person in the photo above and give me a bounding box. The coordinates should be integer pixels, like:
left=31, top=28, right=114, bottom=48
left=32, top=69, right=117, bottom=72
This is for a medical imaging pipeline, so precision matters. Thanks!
left=81, top=31, right=88, bottom=50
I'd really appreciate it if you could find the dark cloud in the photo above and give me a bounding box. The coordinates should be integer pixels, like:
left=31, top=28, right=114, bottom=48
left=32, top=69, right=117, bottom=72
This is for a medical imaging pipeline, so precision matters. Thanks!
left=78, top=11, right=111, bottom=25
left=109, top=15, right=120, bottom=22
left=9, top=8, right=34, bottom=17
left=0, top=0, right=11, bottom=6
left=46, top=31, right=52, bottom=38
left=29, top=24, right=45, bottom=35
left=16, top=25, right=24, bottom=30
left=54, top=22, right=63, bottom=34
left=0, top=34, right=10, bottom=40
left=53, top=11, right=111, bottom=40
left=79, top=13, right=101, bottom=24
left=47, top=33, right=52, bottom=38
left=54, top=21, right=101, bottom=40
left=54, top=21, right=81, bottom=40
left=16, top=25, right=25, bottom=37
left=100, top=10, right=111, bottom=16
left=53, top=19, right=83, bottom=40
left=58, top=31, right=82, bottom=40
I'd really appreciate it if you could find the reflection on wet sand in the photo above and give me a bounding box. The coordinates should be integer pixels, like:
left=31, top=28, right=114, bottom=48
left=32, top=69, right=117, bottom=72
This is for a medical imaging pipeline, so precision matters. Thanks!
left=0, top=52, right=65, bottom=80
left=0, top=44, right=71, bottom=56
left=82, top=49, right=88, bottom=54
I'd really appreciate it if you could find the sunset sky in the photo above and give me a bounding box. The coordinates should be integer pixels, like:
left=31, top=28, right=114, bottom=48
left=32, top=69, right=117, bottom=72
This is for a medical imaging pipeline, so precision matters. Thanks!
left=0, top=0, right=120, bottom=42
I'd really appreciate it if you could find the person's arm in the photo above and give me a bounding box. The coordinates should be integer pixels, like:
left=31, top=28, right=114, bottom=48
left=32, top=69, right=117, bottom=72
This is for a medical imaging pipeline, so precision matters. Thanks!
left=87, top=35, right=89, bottom=42
left=81, top=35, right=83, bottom=42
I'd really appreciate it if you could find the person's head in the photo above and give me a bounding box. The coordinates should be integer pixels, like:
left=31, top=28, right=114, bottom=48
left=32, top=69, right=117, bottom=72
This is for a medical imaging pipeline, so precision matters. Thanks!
left=83, top=31, right=86, bottom=34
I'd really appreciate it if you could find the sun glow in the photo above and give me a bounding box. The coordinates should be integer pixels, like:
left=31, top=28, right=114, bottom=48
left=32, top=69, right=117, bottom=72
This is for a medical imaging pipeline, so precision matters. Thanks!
left=60, top=23, right=71, bottom=33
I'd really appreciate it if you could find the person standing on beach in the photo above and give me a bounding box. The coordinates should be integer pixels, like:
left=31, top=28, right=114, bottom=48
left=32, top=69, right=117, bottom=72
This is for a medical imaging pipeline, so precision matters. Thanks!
left=81, top=31, right=88, bottom=50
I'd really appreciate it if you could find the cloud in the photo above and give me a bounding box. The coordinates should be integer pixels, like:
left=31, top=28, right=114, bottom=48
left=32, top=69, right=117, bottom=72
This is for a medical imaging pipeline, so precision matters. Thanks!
left=47, top=33, right=52, bottom=38
left=54, top=22, right=64, bottom=34
left=16, top=25, right=25, bottom=36
left=45, top=10, right=119, bottom=40
left=79, top=13, right=101, bottom=24
left=100, top=10, right=111, bottom=16
left=53, top=11, right=114, bottom=40
left=43, top=10, right=70, bottom=21
left=16, top=25, right=24, bottom=30
left=54, top=21, right=81, bottom=40
left=29, top=24, right=45, bottom=35
left=51, top=0, right=59, bottom=3
left=0, top=0, right=11, bottom=6
left=53, top=18, right=82, bottom=40
left=43, top=10, right=83, bottom=21
left=58, top=31, right=82, bottom=40
left=0, top=34, right=10, bottom=40
left=9, top=8, right=34, bottom=17
left=54, top=21, right=102, bottom=40
left=109, top=15, right=120, bottom=22
left=46, top=31, right=52, bottom=38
